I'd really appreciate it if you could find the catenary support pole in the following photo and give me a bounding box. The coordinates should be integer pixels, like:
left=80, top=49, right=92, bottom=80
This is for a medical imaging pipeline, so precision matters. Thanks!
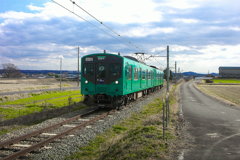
left=166, top=46, right=170, bottom=125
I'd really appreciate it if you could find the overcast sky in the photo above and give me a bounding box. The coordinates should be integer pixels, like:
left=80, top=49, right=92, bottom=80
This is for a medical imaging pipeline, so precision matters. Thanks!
left=0, top=0, right=240, bottom=73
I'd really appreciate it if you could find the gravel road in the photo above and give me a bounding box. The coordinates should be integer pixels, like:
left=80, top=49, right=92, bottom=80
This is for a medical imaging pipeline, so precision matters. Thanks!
left=181, top=81, right=240, bottom=160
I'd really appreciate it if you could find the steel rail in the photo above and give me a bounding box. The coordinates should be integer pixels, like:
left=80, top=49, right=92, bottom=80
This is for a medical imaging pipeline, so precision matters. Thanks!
left=1, top=110, right=113, bottom=160
left=0, top=108, right=98, bottom=149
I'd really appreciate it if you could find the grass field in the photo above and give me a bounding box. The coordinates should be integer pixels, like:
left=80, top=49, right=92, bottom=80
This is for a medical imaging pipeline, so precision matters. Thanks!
left=211, top=79, right=240, bottom=84
left=0, top=78, right=77, bottom=92
left=0, top=90, right=83, bottom=120
left=197, top=85, right=240, bottom=105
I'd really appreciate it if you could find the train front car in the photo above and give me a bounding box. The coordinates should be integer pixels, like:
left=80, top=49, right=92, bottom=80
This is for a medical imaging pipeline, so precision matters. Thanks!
left=81, top=53, right=123, bottom=108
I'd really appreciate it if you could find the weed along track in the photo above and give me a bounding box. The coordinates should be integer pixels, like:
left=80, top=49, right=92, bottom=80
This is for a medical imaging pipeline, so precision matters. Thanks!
left=0, top=108, right=114, bottom=160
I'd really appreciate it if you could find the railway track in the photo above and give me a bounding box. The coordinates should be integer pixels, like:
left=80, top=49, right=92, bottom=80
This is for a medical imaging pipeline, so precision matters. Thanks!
left=0, top=108, right=114, bottom=160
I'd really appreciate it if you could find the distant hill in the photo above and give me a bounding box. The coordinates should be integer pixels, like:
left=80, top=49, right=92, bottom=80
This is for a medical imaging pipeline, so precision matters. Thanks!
left=182, top=72, right=219, bottom=77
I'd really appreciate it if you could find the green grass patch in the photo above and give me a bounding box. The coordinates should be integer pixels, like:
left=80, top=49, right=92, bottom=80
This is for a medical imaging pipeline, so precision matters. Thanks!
left=0, top=90, right=81, bottom=105
left=211, top=79, right=240, bottom=84
left=0, top=90, right=83, bottom=120
left=67, top=87, right=178, bottom=160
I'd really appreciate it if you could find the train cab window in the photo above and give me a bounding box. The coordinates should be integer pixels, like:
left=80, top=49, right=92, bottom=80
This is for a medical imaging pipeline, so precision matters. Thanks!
left=83, top=63, right=94, bottom=76
left=134, top=68, right=138, bottom=80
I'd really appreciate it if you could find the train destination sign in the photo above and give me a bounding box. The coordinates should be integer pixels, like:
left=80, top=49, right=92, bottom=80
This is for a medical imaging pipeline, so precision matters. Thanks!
left=85, top=57, right=93, bottom=61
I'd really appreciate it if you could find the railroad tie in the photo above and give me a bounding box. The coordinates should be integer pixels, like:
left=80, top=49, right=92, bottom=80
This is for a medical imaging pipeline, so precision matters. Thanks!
left=12, top=144, right=31, bottom=148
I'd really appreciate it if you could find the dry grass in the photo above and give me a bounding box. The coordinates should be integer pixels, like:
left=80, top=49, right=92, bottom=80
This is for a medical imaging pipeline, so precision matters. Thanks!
left=0, top=78, right=77, bottom=92
left=197, top=84, right=240, bottom=106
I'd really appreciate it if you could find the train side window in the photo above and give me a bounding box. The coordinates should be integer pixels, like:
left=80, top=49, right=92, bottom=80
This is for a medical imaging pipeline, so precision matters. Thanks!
left=128, top=65, right=132, bottom=80
left=125, top=63, right=128, bottom=78
left=142, top=70, right=145, bottom=79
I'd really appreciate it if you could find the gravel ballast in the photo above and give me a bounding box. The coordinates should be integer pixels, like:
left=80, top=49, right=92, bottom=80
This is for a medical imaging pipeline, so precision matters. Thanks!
left=1, top=88, right=166, bottom=160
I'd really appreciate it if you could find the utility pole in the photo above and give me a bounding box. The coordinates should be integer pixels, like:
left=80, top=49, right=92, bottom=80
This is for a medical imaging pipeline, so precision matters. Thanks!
left=77, top=46, right=80, bottom=87
left=162, top=45, right=170, bottom=138
left=167, top=46, right=170, bottom=92
left=166, top=45, right=170, bottom=126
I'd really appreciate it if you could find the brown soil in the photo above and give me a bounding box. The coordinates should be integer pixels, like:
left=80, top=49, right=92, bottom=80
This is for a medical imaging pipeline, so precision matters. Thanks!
left=196, top=84, right=240, bottom=106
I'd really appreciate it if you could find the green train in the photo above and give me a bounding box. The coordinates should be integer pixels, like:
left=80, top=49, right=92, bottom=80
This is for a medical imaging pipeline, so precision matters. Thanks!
left=81, top=52, right=164, bottom=108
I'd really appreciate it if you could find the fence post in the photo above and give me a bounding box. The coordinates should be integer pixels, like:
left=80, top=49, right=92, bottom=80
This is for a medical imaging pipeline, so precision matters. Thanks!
left=162, top=98, right=166, bottom=139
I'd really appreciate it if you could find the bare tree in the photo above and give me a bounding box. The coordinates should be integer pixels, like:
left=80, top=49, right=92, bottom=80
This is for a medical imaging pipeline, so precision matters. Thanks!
left=2, top=63, right=22, bottom=78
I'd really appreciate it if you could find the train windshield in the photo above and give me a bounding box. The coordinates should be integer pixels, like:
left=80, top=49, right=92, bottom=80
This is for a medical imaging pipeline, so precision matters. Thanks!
left=83, top=63, right=94, bottom=76
left=96, top=63, right=106, bottom=83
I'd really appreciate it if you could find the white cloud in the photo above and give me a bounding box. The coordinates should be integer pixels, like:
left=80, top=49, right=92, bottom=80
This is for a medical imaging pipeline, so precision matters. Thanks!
left=173, top=18, right=199, bottom=24
left=75, top=0, right=163, bottom=24
left=229, top=27, right=240, bottom=31
left=173, top=44, right=240, bottom=73
left=122, top=26, right=176, bottom=37
left=0, top=0, right=163, bottom=24
left=1, top=0, right=240, bottom=72
left=159, top=0, right=199, bottom=9
left=0, top=43, right=103, bottom=70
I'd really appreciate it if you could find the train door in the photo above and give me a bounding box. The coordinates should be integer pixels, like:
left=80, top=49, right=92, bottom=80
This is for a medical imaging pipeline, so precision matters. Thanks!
left=125, top=63, right=132, bottom=92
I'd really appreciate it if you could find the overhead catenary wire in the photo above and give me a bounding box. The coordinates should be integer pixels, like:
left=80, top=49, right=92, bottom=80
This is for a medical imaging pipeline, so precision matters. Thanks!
left=51, top=0, right=146, bottom=53
left=51, top=0, right=123, bottom=44
left=69, top=0, right=147, bottom=53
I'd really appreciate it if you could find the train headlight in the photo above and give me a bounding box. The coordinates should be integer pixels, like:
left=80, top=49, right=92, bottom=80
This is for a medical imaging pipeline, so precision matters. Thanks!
left=115, top=81, right=119, bottom=84
left=85, top=80, right=88, bottom=84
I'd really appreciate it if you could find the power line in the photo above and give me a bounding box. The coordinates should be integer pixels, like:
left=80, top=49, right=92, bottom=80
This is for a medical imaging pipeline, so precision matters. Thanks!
left=70, top=0, right=120, bottom=37
left=51, top=0, right=119, bottom=42
left=69, top=0, right=146, bottom=53
left=52, top=0, right=145, bottom=53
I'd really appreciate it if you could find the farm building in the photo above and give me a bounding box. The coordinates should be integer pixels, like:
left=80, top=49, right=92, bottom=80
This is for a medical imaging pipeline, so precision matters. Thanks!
left=219, top=67, right=240, bottom=78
